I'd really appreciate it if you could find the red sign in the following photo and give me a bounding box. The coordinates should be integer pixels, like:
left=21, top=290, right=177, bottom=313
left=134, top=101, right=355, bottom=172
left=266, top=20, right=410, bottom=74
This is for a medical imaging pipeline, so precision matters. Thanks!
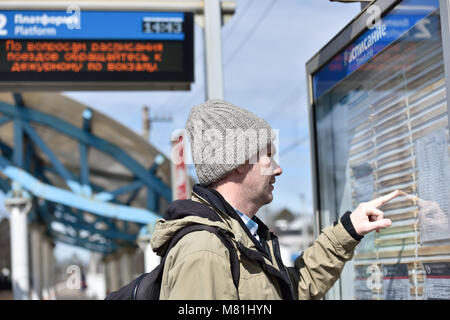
left=171, top=133, right=189, bottom=200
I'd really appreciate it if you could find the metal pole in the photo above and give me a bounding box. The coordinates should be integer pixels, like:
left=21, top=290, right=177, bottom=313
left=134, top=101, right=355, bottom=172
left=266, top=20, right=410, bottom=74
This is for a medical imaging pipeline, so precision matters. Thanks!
left=119, top=249, right=132, bottom=286
left=46, top=239, right=56, bottom=299
left=142, top=106, right=150, bottom=141
left=86, top=252, right=106, bottom=299
left=5, top=191, right=32, bottom=300
left=361, top=2, right=371, bottom=10
left=143, top=242, right=160, bottom=273
left=137, top=236, right=160, bottom=273
left=439, top=0, right=450, bottom=126
left=107, top=256, right=119, bottom=292
left=96, top=257, right=107, bottom=300
left=41, top=237, right=50, bottom=299
left=0, top=1, right=236, bottom=15
left=204, top=0, right=225, bottom=100
left=30, top=224, right=43, bottom=300
left=10, top=206, right=29, bottom=300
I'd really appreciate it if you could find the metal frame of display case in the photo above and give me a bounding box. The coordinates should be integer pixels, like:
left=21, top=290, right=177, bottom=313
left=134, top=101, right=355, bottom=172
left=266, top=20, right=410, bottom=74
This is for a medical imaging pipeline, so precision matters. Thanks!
left=441, top=0, right=450, bottom=122
left=305, top=0, right=450, bottom=299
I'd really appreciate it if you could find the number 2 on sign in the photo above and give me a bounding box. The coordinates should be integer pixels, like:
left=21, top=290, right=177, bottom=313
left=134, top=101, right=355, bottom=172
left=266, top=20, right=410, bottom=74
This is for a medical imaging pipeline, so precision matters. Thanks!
left=0, top=14, right=8, bottom=36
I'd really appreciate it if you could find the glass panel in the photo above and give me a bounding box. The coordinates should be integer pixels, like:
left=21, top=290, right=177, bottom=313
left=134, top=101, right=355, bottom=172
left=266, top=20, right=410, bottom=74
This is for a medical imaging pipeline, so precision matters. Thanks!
left=313, top=0, right=449, bottom=300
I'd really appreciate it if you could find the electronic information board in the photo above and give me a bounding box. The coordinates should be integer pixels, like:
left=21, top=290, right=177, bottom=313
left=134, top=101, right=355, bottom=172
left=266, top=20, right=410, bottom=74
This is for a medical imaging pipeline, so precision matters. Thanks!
left=0, top=9, right=194, bottom=90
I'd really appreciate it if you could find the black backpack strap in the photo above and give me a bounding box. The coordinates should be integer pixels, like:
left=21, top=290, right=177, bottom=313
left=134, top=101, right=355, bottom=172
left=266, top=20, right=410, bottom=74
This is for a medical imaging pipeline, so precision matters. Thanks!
left=212, top=226, right=241, bottom=291
left=130, top=272, right=150, bottom=300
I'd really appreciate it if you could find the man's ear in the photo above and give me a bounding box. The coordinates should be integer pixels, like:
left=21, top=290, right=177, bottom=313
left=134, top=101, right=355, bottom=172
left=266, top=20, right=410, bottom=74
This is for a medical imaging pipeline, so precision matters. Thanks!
left=236, top=163, right=247, bottom=174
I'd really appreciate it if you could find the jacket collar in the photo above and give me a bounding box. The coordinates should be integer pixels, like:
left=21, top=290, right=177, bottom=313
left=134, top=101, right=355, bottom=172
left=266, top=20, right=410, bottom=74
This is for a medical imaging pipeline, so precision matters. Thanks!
left=192, top=184, right=272, bottom=255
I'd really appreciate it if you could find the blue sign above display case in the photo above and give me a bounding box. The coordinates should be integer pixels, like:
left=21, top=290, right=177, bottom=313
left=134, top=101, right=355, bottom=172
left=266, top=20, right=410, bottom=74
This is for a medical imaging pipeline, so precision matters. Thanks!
left=313, top=0, right=440, bottom=100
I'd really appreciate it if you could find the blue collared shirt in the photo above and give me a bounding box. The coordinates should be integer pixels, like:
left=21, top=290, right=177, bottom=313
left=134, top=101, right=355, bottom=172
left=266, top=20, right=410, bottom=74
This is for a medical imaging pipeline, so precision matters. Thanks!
left=235, top=208, right=260, bottom=242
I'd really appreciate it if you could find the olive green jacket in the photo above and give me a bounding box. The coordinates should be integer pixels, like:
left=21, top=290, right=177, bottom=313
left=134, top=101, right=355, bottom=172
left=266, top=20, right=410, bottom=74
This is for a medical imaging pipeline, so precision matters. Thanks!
left=150, top=188, right=360, bottom=300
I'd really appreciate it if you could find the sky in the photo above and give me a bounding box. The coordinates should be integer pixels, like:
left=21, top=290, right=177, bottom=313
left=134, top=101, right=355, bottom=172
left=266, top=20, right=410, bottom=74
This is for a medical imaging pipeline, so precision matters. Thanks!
left=1, top=0, right=361, bottom=262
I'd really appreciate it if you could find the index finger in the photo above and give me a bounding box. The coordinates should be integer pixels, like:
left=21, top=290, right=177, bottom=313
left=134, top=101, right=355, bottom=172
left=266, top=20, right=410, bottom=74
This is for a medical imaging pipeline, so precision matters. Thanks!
left=369, top=190, right=401, bottom=208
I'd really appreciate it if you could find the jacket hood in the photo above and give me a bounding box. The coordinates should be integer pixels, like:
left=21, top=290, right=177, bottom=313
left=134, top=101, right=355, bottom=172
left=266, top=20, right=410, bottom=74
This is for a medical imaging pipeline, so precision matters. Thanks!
left=150, top=190, right=230, bottom=255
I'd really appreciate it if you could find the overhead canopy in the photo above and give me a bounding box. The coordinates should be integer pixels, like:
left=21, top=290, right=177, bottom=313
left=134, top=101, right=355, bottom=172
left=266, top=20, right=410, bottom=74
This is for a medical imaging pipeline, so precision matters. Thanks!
left=0, top=92, right=182, bottom=252
left=0, top=91, right=172, bottom=208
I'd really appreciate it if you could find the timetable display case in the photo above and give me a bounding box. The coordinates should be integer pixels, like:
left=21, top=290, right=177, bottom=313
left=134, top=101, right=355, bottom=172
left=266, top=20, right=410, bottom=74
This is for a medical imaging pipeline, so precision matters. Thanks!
left=306, top=0, right=450, bottom=299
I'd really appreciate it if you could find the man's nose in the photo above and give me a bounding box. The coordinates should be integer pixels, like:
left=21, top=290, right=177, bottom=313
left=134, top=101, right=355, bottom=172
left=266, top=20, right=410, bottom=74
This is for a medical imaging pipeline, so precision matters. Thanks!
left=273, top=161, right=282, bottom=176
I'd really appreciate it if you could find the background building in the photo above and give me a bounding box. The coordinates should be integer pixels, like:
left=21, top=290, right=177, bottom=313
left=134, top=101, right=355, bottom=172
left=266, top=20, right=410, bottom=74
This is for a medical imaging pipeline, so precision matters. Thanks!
left=271, top=209, right=315, bottom=267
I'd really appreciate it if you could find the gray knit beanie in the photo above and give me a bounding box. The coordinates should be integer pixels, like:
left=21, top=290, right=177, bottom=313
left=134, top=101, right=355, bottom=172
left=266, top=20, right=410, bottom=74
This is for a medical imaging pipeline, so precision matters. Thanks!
left=185, top=99, right=274, bottom=186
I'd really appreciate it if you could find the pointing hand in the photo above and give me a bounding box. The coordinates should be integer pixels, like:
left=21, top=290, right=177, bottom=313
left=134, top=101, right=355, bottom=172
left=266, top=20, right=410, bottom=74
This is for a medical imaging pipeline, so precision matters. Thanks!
left=350, top=190, right=401, bottom=236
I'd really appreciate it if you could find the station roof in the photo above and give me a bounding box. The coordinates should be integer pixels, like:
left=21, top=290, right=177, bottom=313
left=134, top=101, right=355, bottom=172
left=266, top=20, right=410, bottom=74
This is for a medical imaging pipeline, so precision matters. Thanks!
left=0, top=91, right=173, bottom=212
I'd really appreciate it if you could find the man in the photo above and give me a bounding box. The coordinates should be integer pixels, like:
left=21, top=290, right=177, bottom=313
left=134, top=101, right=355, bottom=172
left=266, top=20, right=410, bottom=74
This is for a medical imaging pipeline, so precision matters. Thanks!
left=150, top=99, right=398, bottom=300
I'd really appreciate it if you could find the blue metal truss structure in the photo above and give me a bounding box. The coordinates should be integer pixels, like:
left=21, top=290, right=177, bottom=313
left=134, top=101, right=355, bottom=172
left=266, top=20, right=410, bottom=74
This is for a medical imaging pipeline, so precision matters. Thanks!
left=0, top=94, right=172, bottom=254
